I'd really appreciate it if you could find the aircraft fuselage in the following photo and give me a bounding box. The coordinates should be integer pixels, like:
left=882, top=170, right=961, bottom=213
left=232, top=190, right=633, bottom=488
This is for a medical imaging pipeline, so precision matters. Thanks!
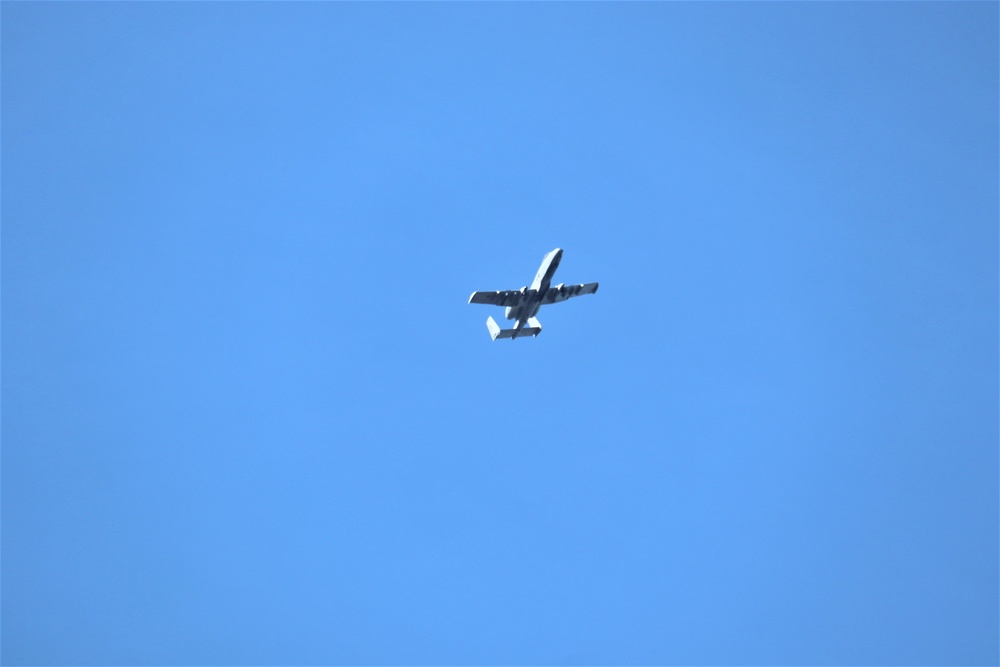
left=503, top=248, right=563, bottom=333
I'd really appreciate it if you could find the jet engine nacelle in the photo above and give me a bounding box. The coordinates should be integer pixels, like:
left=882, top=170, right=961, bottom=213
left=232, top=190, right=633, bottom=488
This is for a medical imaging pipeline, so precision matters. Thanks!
left=504, top=306, right=516, bottom=320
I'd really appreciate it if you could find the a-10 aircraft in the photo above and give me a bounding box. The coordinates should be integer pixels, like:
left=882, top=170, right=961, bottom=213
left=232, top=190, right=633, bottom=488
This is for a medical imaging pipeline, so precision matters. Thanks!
left=468, top=248, right=599, bottom=340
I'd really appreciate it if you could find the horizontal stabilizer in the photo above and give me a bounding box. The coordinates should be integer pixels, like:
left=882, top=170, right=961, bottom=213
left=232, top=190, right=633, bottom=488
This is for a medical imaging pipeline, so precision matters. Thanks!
left=486, top=316, right=541, bottom=341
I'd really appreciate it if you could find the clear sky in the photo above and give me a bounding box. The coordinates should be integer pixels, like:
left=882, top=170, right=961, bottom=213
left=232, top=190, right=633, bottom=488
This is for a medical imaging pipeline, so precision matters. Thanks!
left=2, top=3, right=997, bottom=665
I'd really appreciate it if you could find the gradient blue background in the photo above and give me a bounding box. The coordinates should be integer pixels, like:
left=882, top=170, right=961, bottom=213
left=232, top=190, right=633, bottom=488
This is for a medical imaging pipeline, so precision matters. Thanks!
left=3, top=3, right=997, bottom=665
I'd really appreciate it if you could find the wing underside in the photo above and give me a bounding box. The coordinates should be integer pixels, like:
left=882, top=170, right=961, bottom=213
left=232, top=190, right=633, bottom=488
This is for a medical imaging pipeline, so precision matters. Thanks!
left=470, top=283, right=598, bottom=307
left=468, top=290, right=535, bottom=307
left=540, top=282, right=599, bottom=304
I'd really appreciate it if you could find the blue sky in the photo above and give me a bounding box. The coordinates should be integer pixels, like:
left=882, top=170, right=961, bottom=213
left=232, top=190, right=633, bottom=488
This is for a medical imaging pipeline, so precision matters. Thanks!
left=2, top=3, right=997, bottom=665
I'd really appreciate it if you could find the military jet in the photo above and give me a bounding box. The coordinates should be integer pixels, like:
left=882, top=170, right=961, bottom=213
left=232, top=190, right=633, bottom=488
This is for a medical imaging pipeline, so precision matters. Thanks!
left=468, top=248, right=599, bottom=340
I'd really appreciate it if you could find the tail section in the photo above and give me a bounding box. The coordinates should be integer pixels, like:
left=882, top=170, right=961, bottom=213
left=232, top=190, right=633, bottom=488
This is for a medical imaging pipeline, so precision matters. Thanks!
left=486, top=316, right=542, bottom=341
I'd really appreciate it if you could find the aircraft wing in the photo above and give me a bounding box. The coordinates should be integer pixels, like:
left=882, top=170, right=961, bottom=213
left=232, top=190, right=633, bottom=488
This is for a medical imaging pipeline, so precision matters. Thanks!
left=540, top=282, right=599, bottom=305
left=468, top=290, right=535, bottom=307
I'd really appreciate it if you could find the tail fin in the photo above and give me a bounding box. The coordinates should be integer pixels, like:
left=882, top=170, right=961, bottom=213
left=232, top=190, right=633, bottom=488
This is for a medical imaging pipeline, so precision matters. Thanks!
left=486, top=316, right=542, bottom=341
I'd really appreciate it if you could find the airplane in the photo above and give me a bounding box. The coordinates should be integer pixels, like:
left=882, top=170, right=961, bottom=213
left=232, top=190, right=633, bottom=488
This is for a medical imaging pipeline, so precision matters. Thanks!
left=468, top=248, right=599, bottom=340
